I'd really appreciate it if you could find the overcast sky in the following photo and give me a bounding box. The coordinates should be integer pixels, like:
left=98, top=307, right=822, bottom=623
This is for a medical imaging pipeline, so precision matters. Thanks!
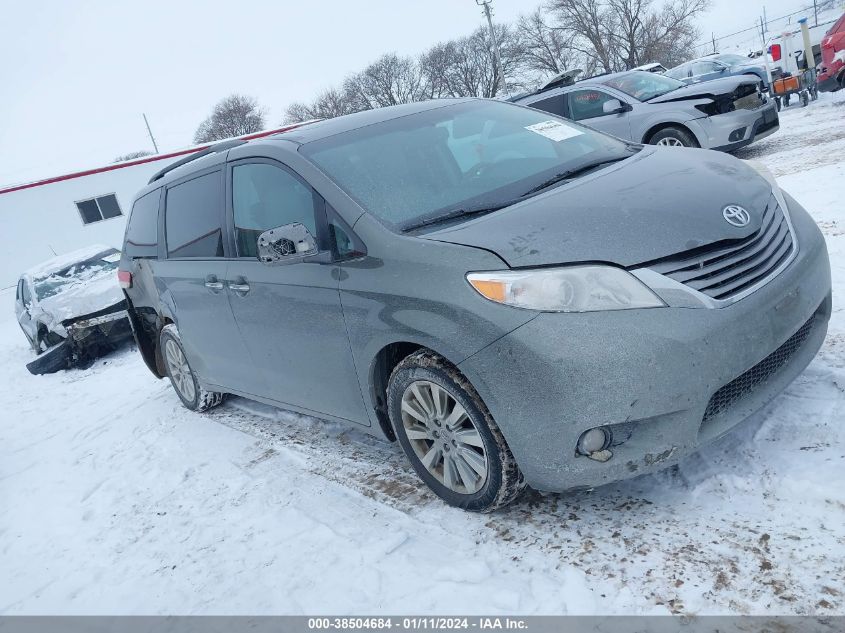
left=0, top=0, right=821, bottom=186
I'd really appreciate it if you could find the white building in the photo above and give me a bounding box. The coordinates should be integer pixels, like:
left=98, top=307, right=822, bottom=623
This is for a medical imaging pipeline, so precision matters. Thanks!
left=0, top=126, right=297, bottom=289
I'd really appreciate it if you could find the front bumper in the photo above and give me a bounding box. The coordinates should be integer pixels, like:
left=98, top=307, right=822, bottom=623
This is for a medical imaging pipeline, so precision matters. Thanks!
left=689, top=100, right=779, bottom=152
left=817, top=71, right=842, bottom=93
left=458, top=194, right=831, bottom=492
left=66, top=309, right=133, bottom=349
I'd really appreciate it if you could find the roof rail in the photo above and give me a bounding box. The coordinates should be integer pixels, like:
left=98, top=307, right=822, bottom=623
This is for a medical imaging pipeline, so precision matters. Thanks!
left=148, top=138, right=247, bottom=184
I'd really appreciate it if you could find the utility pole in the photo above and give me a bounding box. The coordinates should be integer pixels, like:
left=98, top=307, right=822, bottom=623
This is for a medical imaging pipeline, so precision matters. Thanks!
left=475, top=0, right=510, bottom=98
left=759, top=13, right=773, bottom=89
left=813, top=0, right=818, bottom=27
left=712, top=32, right=717, bottom=53
left=142, top=113, right=160, bottom=154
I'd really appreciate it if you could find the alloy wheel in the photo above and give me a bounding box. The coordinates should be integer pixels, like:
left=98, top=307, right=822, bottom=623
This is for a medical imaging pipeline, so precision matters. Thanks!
left=400, top=380, right=488, bottom=494
left=165, top=338, right=196, bottom=403
left=656, top=137, right=685, bottom=147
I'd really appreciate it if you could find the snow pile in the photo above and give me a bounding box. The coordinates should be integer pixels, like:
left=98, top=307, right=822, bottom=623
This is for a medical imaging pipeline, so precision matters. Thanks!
left=1, top=91, right=844, bottom=616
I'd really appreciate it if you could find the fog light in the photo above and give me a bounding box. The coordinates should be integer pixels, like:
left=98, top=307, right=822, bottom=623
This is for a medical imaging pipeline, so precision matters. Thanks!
left=577, top=427, right=612, bottom=456
left=729, top=127, right=747, bottom=142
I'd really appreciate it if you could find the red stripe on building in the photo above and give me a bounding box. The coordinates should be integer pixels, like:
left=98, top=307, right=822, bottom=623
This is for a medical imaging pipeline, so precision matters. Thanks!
left=0, top=123, right=312, bottom=196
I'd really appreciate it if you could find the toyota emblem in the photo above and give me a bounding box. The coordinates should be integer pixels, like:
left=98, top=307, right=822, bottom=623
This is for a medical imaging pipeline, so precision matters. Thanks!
left=723, top=205, right=751, bottom=227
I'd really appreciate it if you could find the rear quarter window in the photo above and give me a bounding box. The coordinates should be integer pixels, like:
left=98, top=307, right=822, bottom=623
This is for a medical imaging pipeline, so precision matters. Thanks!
left=124, top=189, right=161, bottom=258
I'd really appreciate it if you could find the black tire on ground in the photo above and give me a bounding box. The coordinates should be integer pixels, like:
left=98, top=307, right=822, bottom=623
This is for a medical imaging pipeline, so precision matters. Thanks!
left=775, top=97, right=781, bottom=111
left=159, top=324, right=223, bottom=412
left=387, top=349, right=525, bottom=512
left=647, top=126, right=699, bottom=148
left=26, top=339, right=72, bottom=375
left=801, top=91, right=809, bottom=107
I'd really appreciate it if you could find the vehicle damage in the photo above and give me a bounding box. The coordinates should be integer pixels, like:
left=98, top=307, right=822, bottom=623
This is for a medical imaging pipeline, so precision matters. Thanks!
left=16, top=245, right=133, bottom=375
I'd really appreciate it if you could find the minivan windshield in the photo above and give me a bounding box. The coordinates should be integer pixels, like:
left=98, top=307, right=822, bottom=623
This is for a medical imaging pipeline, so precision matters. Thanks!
left=300, top=100, right=633, bottom=230
left=604, top=73, right=685, bottom=101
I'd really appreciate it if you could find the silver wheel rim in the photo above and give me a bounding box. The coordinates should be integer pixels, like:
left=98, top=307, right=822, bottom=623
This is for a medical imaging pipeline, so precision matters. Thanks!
left=165, top=338, right=196, bottom=403
left=656, top=137, right=684, bottom=147
left=400, top=380, right=488, bottom=494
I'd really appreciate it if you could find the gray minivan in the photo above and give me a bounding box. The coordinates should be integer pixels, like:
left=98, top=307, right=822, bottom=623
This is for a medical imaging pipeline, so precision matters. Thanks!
left=120, top=98, right=830, bottom=511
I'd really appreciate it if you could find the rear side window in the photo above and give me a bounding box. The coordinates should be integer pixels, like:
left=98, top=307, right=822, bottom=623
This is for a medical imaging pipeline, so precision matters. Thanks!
left=124, top=190, right=160, bottom=258
left=529, top=94, right=569, bottom=118
left=165, top=172, right=224, bottom=259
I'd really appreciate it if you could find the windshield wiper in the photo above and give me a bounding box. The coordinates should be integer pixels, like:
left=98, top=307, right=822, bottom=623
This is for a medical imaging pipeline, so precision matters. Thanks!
left=521, top=157, right=628, bottom=197
left=402, top=199, right=518, bottom=232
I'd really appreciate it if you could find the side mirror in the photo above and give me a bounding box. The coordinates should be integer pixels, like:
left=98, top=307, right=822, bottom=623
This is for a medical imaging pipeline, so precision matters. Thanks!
left=257, top=222, right=318, bottom=264
left=602, top=98, right=629, bottom=115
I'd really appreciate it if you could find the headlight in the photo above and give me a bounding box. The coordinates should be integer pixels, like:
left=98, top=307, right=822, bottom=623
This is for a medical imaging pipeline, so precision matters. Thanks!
left=466, top=265, right=665, bottom=312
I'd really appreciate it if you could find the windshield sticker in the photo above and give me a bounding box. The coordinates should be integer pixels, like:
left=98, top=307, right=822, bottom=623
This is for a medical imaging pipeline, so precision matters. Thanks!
left=525, top=120, right=583, bottom=142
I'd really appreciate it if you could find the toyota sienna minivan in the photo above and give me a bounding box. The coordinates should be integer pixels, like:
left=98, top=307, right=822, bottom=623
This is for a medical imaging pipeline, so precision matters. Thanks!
left=119, top=98, right=831, bottom=511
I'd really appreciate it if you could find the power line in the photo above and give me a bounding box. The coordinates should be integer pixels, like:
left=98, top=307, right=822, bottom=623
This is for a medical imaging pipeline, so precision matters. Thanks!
left=691, top=1, right=826, bottom=52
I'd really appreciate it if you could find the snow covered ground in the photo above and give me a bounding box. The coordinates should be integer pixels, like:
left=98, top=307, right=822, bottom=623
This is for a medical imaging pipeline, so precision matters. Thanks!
left=2, top=93, right=844, bottom=616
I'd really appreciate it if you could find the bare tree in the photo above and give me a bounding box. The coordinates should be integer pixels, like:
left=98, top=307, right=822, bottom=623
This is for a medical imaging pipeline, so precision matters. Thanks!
left=284, top=87, right=361, bottom=123
left=343, top=53, right=426, bottom=110
left=194, top=94, right=266, bottom=143
left=515, top=8, right=578, bottom=77
left=113, top=150, right=153, bottom=163
left=420, top=25, right=522, bottom=98
left=546, top=0, right=708, bottom=72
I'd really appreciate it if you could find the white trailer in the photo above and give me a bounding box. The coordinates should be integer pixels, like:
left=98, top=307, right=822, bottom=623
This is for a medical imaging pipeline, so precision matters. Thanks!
left=0, top=127, right=296, bottom=289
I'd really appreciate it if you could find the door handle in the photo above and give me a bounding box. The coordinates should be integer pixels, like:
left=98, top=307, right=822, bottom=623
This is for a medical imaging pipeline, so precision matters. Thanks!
left=229, top=282, right=250, bottom=294
left=204, top=275, right=224, bottom=291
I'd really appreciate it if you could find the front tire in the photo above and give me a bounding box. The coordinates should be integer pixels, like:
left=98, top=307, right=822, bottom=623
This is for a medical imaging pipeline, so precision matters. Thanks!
left=387, top=349, right=524, bottom=512
left=160, top=324, right=223, bottom=412
left=648, top=126, right=699, bottom=148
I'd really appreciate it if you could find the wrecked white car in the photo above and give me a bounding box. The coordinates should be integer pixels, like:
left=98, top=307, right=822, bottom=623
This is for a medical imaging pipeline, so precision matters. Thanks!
left=15, top=245, right=132, bottom=374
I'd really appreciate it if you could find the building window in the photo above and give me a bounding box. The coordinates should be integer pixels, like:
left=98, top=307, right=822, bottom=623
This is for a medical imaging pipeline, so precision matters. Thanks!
left=76, top=194, right=123, bottom=225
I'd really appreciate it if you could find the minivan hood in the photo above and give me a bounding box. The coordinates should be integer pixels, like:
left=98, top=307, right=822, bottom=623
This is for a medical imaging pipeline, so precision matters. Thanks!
left=648, top=75, right=756, bottom=102
left=419, top=147, right=772, bottom=268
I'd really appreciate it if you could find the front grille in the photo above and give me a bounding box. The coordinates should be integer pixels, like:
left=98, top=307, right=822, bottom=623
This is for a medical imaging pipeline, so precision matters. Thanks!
left=734, top=92, right=764, bottom=110
left=702, top=314, right=816, bottom=423
left=646, top=195, right=793, bottom=300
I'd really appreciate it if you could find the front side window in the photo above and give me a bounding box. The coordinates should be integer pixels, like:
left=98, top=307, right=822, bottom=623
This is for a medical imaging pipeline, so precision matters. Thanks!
left=76, top=193, right=123, bottom=225
left=165, top=172, right=224, bottom=259
left=691, top=61, right=722, bottom=75
left=232, top=163, right=319, bottom=258
left=21, top=280, right=31, bottom=305
left=567, top=89, right=618, bottom=121
left=603, top=73, right=684, bottom=101
left=664, top=64, right=689, bottom=80
left=301, top=100, right=629, bottom=230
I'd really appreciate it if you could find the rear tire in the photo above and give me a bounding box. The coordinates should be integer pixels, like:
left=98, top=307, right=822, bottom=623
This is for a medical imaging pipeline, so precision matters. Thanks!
left=648, top=126, right=699, bottom=148
left=160, top=324, right=223, bottom=412
left=387, top=349, right=524, bottom=512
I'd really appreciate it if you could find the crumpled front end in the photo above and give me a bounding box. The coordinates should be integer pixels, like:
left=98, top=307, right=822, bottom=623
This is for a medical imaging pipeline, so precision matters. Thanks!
left=63, top=301, right=133, bottom=350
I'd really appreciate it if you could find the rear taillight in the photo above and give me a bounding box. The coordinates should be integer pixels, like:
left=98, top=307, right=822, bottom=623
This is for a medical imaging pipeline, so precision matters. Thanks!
left=770, top=43, right=782, bottom=62
left=118, top=270, right=132, bottom=289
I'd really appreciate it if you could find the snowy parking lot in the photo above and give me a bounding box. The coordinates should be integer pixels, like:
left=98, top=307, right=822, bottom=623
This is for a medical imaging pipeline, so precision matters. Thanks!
left=2, top=93, right=845, bottom=616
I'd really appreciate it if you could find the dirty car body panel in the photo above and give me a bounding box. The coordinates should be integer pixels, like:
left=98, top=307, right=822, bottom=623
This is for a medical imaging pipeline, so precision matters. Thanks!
left=121, top=98, right=830, bottom=498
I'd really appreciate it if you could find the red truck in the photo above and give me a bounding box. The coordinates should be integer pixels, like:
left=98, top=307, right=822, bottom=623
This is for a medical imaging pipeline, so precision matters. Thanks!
left=818, top=11, right=845, bottom=92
